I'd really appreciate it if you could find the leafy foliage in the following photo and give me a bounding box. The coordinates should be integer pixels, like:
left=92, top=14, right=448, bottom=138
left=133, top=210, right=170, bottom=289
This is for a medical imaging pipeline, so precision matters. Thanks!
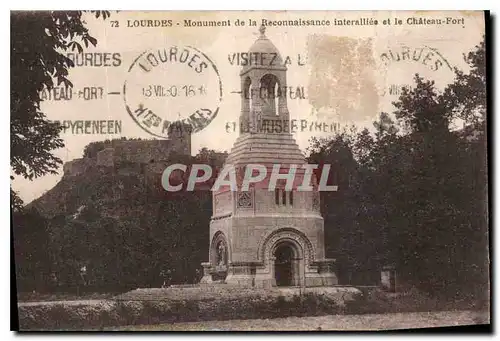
left=13, top=207, right=52, bottom=292
left=443, top=39, right=487, bottom=125
left=309, top=37, right=488, bottom=296
left=10, top=11, right=109, bottom=209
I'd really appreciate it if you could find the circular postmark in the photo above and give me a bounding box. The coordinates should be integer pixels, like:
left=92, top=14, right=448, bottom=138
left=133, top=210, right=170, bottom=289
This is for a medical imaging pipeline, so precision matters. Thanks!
left=377, top=44, right=455, bottom=98
left=123, top=45, right=222, bottom=138
left=375, top=43, right=458, bottom=120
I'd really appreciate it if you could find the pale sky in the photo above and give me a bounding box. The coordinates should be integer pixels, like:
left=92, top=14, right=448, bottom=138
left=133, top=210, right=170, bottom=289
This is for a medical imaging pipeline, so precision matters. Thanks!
left=12, top=11, right=485, bottom=204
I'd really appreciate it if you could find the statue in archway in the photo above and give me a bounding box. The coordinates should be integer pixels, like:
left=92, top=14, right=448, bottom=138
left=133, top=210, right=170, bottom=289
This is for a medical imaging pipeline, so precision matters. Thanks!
left=217, top=241, right=227, bottom=266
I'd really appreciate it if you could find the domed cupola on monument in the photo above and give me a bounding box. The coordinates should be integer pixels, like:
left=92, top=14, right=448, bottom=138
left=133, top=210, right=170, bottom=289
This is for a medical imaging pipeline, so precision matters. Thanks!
left=228, top=26, right=304, bottom=167
left=240, top=25, right=289, bottom=131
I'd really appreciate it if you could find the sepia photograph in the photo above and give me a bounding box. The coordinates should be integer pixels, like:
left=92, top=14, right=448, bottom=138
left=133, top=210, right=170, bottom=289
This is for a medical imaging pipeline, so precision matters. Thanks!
left=10, top=10, right=490, bottom=331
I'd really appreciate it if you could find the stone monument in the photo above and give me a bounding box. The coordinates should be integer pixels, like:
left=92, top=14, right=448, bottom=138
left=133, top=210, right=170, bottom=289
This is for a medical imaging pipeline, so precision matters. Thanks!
left=201, top=26, right=338, bottom=288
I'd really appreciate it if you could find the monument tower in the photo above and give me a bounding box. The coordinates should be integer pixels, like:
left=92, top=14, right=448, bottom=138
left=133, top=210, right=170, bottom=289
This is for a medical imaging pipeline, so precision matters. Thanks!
left=201, top=26, right=337, bottom=287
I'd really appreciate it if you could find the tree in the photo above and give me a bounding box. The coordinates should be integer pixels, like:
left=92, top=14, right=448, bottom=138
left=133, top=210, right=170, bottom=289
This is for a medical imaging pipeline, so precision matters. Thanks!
left=13, top=207, right=52, bottom=292
left=373, top=112, right=399, bottom=140
left=394, top=74, right=450, bottom=135
left=307, top=130, right=378, bottom=284
left=307, top=37, right=488, bottom=297
left=387, top=37, right=488, bottom=295
left=10, top=11, right=110, bottom=209
left=443, top=38, right=486, bottom=126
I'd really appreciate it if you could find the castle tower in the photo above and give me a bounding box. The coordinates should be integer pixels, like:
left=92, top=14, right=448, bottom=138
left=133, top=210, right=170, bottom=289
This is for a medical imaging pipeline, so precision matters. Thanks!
left=167, top=121, right=192, bottom=156
left=201, top=26, right=337, bottom=288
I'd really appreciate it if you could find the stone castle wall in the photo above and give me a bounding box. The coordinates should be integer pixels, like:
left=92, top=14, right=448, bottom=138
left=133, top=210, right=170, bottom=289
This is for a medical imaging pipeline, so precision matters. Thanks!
left=96, top=148, right=114, bottom=167
left=64, top=129, right=191, bottom=177
left=63, top=158, right=97, bottom=177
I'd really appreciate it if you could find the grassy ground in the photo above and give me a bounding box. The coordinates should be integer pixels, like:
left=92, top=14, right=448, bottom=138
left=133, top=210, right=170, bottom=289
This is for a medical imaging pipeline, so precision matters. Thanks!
left=109, top=310, right=490, bottom=331
left=17, top=286, right=360, bottom=330
left=17, top=291, right=117, bottom=302
left=17, top=286, right=490, bottom=331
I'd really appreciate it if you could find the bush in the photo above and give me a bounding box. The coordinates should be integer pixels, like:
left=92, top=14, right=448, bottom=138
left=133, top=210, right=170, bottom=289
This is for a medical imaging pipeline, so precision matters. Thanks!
left=343, top=286, right=489, bottom=315
left=18, top=288, right=351, bottom=330
left=18, top=302, right=117, bottom=330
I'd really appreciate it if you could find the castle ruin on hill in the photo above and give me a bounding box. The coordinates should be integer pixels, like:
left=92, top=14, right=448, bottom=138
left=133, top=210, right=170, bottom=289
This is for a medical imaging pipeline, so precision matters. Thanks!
left=63, top=123, right=192, bottom=177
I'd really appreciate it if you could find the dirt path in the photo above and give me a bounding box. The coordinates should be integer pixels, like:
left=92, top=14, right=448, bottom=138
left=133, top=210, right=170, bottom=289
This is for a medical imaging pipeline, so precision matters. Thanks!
left=113, top=310, right=489, bottom=331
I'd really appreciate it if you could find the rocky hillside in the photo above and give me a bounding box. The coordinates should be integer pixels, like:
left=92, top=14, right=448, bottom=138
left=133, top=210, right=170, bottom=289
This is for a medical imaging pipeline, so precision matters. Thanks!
left=30, top=164, right=147, bottom=218
left=17, top=147, right=226, bottom=291
left=28, top=151, right=198, bottom=219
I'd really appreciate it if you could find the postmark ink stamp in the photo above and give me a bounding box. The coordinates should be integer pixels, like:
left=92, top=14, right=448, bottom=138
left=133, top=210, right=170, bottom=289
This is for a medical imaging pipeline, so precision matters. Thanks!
left=123, top=45, right=223, bottom=138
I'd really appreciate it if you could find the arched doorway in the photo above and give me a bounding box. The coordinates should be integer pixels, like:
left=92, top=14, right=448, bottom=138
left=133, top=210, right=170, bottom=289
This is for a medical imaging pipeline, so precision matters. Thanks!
left=273, top=241, right=301, bottom=287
